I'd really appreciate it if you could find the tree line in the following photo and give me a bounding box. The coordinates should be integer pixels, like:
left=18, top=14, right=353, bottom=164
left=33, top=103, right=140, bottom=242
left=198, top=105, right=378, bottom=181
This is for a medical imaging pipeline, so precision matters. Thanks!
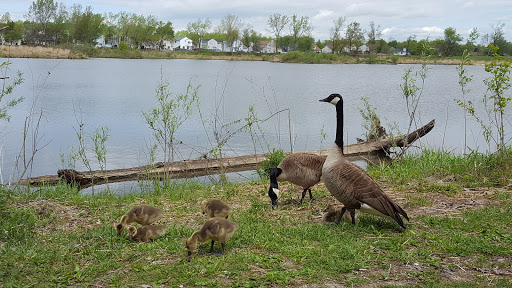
left=1, top=0, right=511, bottom=56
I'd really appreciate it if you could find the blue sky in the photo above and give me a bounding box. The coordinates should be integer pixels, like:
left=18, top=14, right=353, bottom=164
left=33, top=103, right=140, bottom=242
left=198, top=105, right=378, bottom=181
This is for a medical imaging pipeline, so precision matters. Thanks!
left=2, top=0, right=511, bottom=42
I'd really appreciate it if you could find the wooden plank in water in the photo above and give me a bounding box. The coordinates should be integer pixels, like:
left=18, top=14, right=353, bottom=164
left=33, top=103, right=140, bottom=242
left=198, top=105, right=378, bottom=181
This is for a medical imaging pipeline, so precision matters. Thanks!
left=16, top=119, right=435, bottom=188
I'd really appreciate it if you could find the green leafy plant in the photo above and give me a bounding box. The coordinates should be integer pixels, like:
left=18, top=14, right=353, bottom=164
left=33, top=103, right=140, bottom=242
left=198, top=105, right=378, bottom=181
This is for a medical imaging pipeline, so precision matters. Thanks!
left=143, top=71, right=199, bottom=163
left=256, top=148, right=286, bottom=180
left=0, top=61, right=24, bottom=122
left=483, top=44, right=511, bottom=154
left=454, top=50, right=474, bottom=154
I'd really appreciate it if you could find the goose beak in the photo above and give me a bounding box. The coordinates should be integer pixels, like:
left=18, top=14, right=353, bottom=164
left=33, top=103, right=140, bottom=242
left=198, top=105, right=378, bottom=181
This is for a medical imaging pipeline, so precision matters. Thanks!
left=127, top=235, right=133, bottom=241
left=271, top=199, right=278, bottom=210
left=319, top=97, right=330, bottom=102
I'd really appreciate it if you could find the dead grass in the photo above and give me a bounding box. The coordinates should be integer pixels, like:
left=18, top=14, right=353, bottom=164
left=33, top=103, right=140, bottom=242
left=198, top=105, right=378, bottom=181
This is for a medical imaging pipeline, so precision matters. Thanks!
left=0, top=45, right=85, bottom=59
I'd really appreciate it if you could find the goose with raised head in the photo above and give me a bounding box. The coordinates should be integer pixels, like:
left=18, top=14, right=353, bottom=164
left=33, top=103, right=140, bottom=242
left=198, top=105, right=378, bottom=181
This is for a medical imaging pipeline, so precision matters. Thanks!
left=201, top=199, right=231, bottom=219
left=185, top=218, right=238, bottom=261
left=319, top=93, right=409, bottom=229
left=268, top=153, right=325, bottom=209
left=116, top=204, right=163, bottom=236
left=127, top=225, right=167, bottom=242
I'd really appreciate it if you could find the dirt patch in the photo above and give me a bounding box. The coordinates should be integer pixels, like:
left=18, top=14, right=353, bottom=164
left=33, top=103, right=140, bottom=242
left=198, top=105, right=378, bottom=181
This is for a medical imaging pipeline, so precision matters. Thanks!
left=15, top=200, right=97, bottom=233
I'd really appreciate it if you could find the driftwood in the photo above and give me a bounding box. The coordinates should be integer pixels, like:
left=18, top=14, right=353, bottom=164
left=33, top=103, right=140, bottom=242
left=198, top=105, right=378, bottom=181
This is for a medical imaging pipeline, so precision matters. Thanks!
left=17, top=119, right=435, bottom=188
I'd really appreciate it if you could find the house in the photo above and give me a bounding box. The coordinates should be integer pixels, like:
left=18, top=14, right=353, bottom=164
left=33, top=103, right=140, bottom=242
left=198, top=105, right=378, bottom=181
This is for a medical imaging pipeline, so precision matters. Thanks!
left=394, top=48, right=409, bottom=56
left=313, top=45, right=322, bottom=53
left=172, top=36, right=193, bottom=50
left=200, top=38, right=220, bottom=51
left=321, top=44, right=333, bottom=54
left=358, top=44, right=370, bottom=54
left=258, top=40, right=280, bottom=53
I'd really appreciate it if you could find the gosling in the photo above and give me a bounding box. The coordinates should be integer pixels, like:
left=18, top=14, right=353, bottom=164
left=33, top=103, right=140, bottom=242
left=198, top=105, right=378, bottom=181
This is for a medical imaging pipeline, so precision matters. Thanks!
left=116, top=204, right=163, bottom=236
left=127, top=225, right=167, bottom=242
left=323, top=204, right=358, bottom=223
left=186, top=218, right=238, bottom=261
left=201, top=199, right=231, bottom=219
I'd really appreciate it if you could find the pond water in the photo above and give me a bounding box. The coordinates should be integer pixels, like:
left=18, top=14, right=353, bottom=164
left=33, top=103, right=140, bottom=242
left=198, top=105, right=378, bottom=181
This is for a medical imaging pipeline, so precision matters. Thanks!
left=0, top=57, right=507, bottom=192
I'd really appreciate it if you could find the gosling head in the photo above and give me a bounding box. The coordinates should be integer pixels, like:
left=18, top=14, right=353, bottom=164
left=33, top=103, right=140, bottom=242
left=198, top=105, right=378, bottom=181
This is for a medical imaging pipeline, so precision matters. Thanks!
left=268, top=168, right=282, bottom=210
left=127, top=226, right=137, bottom=241
left=323, top=204, right=337, bottom=214
left=116, top=223, right=125, bottom=236
left=200, top=200, right=208, bottom=215
left=319, top=93, right=343, bottom=106
left=185, top=237, right=197, bottom=261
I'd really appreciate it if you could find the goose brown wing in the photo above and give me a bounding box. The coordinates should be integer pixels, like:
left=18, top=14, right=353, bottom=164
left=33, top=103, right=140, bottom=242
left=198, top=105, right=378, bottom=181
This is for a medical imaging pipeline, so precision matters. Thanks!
left=339, top=162, right=409, bottom=222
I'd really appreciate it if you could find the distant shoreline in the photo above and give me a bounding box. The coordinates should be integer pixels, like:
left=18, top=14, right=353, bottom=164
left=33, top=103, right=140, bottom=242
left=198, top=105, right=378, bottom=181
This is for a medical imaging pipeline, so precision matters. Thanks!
left=0, top=45, right=492, bottom=65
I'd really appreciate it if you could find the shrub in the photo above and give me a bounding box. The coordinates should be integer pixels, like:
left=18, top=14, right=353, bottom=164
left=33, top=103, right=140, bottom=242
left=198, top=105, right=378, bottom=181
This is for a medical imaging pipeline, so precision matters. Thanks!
left=256, top=148, right=287, bottom=179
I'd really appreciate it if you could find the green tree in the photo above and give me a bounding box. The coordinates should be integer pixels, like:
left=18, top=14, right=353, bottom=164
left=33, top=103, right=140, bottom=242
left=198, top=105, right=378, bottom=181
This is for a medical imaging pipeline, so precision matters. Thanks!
left=443, top=27, right=462, bottom=57
left=267, top=13, right=289, bottom=54
left=25, top=0, right=57, bottom=43
left=155, top=21, right=174, bottom=50
left=345, top=21, right=364, bottom=53
left=329, top=16, right=345, bottom=54
left=220, top=14, right=242, bottom=53
left=46, top=2, right=68, bottom=44
left=187, top=18, right=211, bottom=50
left=241, top=25, right=261, bottom=52
left=289, top=14, right=311, bottom=51
left=366, top=21, right=381, bottom=54
left=70, top=4, right=104, bottom=45
left=0, top=12, right=11, bottom=23
left=3, top=21, right=24, bottom=44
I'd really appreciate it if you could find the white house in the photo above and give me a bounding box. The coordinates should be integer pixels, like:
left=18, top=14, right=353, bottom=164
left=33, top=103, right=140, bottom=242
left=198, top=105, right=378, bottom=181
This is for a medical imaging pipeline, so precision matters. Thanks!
left=258, top=40, right=280, bottom=53
left=394, top=48, right=408, bottom=56
left=172, top=36, right=193, bottom=50
left=200, top=38, right=220, bottom=51
left=321, top=44, right=333, bottom=54
left=358, top=44, right=370, bottom=54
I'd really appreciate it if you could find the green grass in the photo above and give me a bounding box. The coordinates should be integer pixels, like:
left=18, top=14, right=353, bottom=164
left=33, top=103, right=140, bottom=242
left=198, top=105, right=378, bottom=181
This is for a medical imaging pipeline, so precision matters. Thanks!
left=1, top=151, right=512, bottom=287
left=368, top=148, right=512, bottom=190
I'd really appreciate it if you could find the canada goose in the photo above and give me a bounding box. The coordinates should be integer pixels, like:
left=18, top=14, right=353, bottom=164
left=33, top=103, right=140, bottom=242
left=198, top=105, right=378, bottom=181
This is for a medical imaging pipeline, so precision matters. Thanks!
left=116, top=204, right=164, bottom=236
left=268, top=153, right=325, bottom=209
left=320, top=94, right=409, bottom=229
left=323, top=204, right=358, bottom=223
left=201, top=199, right=231, bottom=219
left=127, top=225, right=167, bottom=242
left=185, top=218, right=238, bottom=261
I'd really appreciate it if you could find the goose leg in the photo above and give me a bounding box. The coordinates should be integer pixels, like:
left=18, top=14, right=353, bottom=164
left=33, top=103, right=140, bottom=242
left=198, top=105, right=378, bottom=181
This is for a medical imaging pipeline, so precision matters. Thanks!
left=210, top=240, right=215, bottom=253
left=220, top=243, right=225, bottom=255
left=298, top=188, right=308, bottom=206
left=350, top=209, right=356, bottom=225
left=308, top=188, right=315, bottom=202
left=336, top=207, right=347, bottom=224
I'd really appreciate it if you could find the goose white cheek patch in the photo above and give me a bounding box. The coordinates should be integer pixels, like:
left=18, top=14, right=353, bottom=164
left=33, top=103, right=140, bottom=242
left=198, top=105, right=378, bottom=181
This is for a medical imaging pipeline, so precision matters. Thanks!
left=331, top=97, right=340, bottom=105
left=273, top=188, right=280, bottom=199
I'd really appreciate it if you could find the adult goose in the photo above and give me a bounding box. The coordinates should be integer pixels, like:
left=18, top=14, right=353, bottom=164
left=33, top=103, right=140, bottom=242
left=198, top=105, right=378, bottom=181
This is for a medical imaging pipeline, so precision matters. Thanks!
left=268, top=153, right=325, bottom=209
left=320, top=93, right=409, bottom=229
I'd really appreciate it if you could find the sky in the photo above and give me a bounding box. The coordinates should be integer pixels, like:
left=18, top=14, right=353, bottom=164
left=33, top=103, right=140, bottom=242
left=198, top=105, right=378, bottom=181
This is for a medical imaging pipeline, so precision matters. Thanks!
left=2, top=0, right=512, bottom=42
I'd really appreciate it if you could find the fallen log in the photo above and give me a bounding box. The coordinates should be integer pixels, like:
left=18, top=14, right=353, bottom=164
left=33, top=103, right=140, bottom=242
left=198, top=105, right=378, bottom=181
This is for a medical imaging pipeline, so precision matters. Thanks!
left=17, top=119, right=435, bottom=188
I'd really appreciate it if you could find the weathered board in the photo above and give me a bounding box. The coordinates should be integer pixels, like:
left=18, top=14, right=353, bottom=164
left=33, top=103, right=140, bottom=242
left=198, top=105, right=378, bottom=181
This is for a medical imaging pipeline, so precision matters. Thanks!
left=17, top=119, right=435, bottom=188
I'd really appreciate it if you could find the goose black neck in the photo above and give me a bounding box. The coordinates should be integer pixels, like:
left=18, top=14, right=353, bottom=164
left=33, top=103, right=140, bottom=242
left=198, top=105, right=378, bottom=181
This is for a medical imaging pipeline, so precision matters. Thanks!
left=335, top=99, right=344, bottom=153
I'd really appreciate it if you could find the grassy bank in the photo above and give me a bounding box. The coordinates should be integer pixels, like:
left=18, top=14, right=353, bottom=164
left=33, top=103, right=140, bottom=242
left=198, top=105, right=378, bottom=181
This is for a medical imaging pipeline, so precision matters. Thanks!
left=0, top=44, right=502, bottom=65
left=1, top=149, right=511, bottom=287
